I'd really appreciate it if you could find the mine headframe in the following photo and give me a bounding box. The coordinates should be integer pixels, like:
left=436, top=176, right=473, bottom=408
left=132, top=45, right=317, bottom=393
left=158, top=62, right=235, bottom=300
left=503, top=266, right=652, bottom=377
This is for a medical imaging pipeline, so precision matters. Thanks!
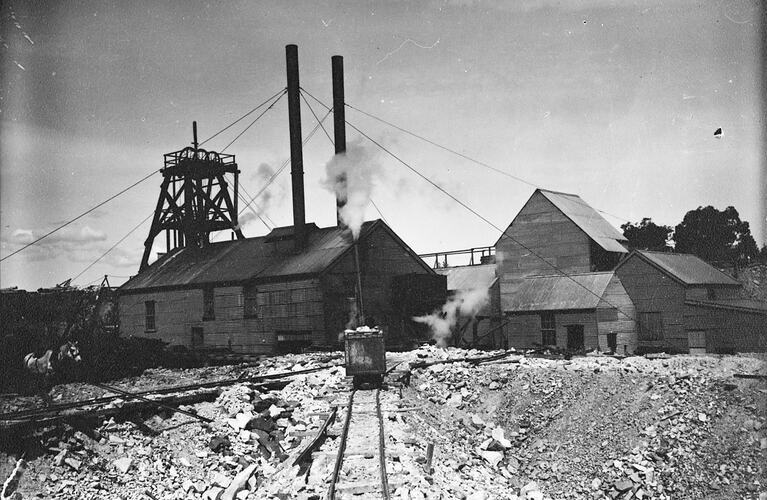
left=140, top=122, right=245, bottom=271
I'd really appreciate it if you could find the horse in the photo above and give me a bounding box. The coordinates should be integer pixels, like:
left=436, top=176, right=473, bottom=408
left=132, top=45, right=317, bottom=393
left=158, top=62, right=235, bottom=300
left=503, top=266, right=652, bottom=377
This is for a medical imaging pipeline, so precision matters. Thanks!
left=23, top=341, right=82, bottom=400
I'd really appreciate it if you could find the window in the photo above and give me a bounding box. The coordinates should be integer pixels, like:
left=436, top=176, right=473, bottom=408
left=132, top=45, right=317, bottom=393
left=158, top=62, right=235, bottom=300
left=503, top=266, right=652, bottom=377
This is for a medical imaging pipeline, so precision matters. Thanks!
left=639, top=312, right=664, bottom=341
left=203, top=288, right=215, bottom=320
left=540, top=312, right=556, bottom=346
left=244, top=285, right=258, bottom=318
left=706, top=287, right=717, bottom=300
left=145, top=300, right=156, bottom=332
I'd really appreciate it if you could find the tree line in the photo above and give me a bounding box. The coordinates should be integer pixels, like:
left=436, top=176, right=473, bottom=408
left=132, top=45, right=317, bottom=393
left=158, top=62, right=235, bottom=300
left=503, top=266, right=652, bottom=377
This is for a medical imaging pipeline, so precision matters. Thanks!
left=621, top=205, right=766, bottom=267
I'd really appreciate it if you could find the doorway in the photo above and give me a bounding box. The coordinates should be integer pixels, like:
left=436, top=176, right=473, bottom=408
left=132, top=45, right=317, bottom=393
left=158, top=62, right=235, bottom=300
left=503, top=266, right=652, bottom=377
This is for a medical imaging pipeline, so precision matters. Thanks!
left=191, top=327, right=204, bottom=349
left=566, top=325, right=584, bottom=350
left=688, top=330, right=706, bottom=355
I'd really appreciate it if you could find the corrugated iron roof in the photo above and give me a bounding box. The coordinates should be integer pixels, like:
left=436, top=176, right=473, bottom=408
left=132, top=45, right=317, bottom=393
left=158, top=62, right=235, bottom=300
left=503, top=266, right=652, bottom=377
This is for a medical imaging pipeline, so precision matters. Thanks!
left=635, top=251, right=740, bottom=286
left=538, top=189, right=628, bottom=253
left=120, top=220, right=386, bottom=291
left=685, top=298, right=767, bottom=314
left=435, top=264, right=497, bottom=291
left=505, top=272, right=614, bottom=311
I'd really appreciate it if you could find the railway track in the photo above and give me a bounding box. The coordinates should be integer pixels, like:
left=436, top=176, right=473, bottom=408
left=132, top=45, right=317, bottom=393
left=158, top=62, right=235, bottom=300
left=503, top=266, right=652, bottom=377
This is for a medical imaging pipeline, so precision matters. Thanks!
left=0, top=363, right=338, bottom=427
left=327, top=387, right=391, bottom=500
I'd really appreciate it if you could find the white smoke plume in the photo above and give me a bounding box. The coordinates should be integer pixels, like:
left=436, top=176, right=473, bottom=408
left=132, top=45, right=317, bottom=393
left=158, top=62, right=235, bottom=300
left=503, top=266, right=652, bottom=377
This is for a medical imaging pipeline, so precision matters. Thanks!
left=413, top=288, right=489, bottom=347
left=322, top=138, right=382, bottom=239
left=239, top=163, right=278, bottom=230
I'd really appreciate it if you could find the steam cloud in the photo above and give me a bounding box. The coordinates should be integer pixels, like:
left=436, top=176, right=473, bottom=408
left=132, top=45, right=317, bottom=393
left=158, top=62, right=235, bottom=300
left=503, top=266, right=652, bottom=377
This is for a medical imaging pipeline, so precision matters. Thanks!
left=239, top=163, right=277, bottom=229
left=323, top=138, right=382, bottom=239
left=413, top=288, right=489, bottom=347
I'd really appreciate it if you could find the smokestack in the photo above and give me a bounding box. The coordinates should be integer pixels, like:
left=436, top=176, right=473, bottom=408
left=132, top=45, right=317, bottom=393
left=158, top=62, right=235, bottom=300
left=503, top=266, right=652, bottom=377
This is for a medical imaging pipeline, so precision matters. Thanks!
left=332, top=55, right=347, bottom=226
left=286, top=44, right=306, bottom=251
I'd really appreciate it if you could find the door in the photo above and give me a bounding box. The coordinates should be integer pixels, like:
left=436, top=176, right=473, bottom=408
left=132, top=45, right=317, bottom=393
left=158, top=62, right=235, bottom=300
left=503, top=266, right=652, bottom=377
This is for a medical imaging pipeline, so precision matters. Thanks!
left=191, top=327, right=204, bottom=349
left=566, top=325, right=584, bottom=350
left=688, top=331, right=706, bottom=354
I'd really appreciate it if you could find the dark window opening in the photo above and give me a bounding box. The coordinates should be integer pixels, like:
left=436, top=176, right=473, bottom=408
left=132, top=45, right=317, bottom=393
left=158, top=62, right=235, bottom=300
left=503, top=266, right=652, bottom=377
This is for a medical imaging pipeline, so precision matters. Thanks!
left=191, top=327, right=204, bottom=349
left=244, top=285, right=258, bottom=318
left=639, top=312, right=664, bottom=341
left=540, top=313, right=556, bottom=346
left=706, top=287, right=716, bottom=300
left=589, top=240, right=623, bottom=272
left=566, top=324, right=585, bottom=350
left=276, top=331, right=312, bottom=354
left=145, top=300, right=156, bottom=332
left=203, top=288, right=215, bottom=320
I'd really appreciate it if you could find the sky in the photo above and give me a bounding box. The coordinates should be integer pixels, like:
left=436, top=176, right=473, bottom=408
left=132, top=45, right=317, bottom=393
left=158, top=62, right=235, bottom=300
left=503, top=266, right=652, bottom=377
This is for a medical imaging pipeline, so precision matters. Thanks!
left=1, top=0, right=764, bottom=290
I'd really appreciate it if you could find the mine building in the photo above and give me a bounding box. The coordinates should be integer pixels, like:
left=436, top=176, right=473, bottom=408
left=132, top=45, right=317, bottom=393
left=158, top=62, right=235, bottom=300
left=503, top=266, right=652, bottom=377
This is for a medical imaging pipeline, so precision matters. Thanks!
left=119, top=220, right=439, bottom=353
left=496, top=189, right=637, bottom=352
left=614, top=250, right=767, bottom=353
left=118, top=46, right=443, bottom=354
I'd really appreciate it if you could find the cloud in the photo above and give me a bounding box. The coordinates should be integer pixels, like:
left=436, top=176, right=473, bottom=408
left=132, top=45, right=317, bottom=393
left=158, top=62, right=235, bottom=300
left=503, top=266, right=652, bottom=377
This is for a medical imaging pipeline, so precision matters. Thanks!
left=2, top=225, right=108, bottom=253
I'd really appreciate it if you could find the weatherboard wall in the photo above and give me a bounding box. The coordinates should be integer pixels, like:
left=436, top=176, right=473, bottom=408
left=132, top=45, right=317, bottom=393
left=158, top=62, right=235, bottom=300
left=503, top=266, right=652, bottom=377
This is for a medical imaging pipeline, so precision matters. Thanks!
left=497, top=192, right=592, bottom=312
left=595, top=273, right=638, bottom=354
left=321, top=224, right=436, bottom=346
left=118, top=280, right=325, bottom=353
left=614, top=255, right=691, bottom=353
left=684, top=304, right=767, bottom=353
left=504, top=310, right=599, bottom=350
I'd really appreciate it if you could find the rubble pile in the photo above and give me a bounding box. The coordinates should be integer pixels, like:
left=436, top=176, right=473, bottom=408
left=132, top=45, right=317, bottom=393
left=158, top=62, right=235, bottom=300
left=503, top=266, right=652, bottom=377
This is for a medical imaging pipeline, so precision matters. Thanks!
left=1, top=347, right=764, bottom=499
left=408, top=350, right=766, bottom=499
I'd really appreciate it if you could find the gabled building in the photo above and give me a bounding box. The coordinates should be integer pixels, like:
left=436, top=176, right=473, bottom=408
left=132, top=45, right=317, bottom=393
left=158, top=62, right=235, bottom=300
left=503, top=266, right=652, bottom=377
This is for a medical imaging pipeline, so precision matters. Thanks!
left=614, top=250, right=767, bottom=353
left=119, top=220, right=441, bottom=354
left=496, top=189, right=636, bottom=352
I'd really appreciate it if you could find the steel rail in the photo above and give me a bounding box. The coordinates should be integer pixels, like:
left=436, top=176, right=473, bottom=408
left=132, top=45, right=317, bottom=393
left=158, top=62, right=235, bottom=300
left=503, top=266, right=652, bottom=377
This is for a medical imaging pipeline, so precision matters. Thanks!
left=326, top=388, right=391, bottom=500
left=0, top=363, right=337, bottom=422
left=328, top=388, right=356, bottom=500
left=375, top=388, right=391, bottom=499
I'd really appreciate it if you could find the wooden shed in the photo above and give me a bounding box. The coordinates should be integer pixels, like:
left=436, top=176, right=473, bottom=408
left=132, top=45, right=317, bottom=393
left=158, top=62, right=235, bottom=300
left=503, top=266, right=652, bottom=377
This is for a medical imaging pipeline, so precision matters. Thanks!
left=495, top=189, right=628, bottom=310
left=118, top=219, right=441, bottom=354
left=503, top=271, right=637, bottom=353
left=495, top=189, right=636, bottom=352
left=614, top=250, right=767, bottom=353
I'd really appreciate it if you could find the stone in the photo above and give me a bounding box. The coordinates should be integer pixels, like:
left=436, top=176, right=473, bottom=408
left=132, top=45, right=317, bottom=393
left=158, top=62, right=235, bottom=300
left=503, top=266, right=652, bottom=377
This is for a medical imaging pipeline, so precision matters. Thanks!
left=229, top=411, right=255, bottom=430
left=614, top=480, right=633, bottom=492
left=108, top=434, right=126, bottom=445
left=63, top=457, right=81, bottom=471
left=221, top=463, right=258, bottom=500
left=52, top=450, right=67, bottom=467
left=591, top=478, right=601, bottom=490
left=113, top=457, right=132, bottom=474
left=268, top=405, right=283, bottom=418
left=478, top=450, right=503, bottom=468
left=209, top=435, right=231, bottom=452
left=491, top=427, right=512, bottom=449
left=211, top=471, right=232, bottom=488
left=467, top=491, right=489, bottom=500
left=203, top=486, right=225, bottom=500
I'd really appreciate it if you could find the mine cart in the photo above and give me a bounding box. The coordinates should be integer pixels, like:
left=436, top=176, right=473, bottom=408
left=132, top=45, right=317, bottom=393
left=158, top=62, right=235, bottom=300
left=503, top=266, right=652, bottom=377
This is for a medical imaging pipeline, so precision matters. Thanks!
left=344, top=327, right=386, bottom=388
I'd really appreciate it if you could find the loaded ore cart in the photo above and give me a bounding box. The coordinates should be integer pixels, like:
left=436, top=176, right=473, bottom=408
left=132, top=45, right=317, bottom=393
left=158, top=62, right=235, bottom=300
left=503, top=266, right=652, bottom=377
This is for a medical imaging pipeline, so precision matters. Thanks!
left=344, top=327, right=386, bottom=388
